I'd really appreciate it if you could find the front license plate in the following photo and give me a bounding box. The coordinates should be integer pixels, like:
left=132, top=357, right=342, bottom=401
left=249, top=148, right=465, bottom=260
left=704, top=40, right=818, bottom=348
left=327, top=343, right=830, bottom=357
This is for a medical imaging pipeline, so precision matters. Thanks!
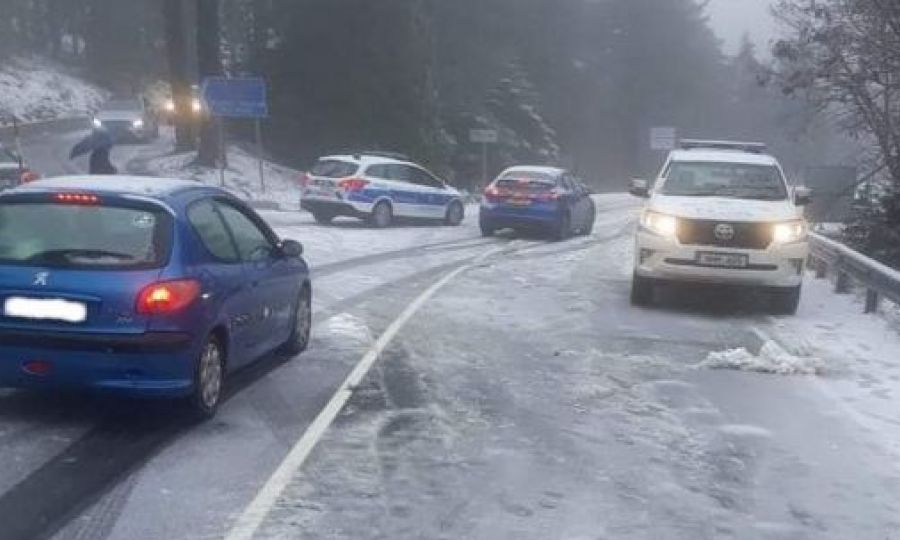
left=4, top=297, right=87, bottom=323
left=696, top=252, right=749, bottom=268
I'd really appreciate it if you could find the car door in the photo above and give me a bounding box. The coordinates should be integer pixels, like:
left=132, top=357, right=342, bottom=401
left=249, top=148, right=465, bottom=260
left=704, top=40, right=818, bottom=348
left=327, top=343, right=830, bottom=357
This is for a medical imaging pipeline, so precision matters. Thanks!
left=186, top=199, right=256, bottom=365
left=385, top=164, right=420, bottom=218
left=216, top=200, right=300, bottom=361
left=409, top=167, right=451, bottom=219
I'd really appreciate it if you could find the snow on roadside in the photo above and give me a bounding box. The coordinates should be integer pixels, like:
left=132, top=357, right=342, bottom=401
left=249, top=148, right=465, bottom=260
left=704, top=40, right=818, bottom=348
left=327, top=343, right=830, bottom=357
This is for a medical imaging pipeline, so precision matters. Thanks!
left=0, top=56, right=106, bottom=125
left=138, top=144, right=302, bottom=210
left=698, top=340, right=825, bottom=375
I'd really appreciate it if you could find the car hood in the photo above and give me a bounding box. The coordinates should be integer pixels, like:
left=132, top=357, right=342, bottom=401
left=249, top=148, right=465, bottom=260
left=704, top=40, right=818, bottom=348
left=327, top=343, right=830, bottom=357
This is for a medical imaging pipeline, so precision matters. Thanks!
left=648, top=194, right=802, bottom=222
left=96, top=112, right=142, bottom=121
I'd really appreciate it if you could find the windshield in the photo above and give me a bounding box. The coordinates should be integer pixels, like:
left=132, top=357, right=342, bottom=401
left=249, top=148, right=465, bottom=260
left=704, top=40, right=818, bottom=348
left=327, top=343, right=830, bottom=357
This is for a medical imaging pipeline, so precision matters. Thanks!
left=661, top=161, right=788, bottom=200
left=0, top=202, right=171, bottom=269
left=102, top=99, right=141, bottom=112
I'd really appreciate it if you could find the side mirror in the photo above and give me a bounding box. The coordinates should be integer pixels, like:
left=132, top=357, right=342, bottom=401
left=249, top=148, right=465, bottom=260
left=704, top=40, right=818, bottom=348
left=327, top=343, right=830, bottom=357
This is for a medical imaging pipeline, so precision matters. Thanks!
left=629, top=178, right=650, bottom=198
left=279, top=239, right=303, bottom=258
left=794, top=186, right=812, bottom=206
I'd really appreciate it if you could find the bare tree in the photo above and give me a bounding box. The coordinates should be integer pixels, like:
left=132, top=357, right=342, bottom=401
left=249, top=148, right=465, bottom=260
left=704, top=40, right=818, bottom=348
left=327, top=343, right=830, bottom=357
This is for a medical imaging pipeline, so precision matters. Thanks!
left=196, top=0, right=224, bottom=167
left=163, top=0, right=196, bottom=151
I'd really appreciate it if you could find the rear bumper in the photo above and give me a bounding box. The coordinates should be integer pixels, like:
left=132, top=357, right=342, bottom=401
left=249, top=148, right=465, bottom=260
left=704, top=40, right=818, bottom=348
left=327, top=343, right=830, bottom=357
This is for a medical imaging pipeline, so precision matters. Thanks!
left=301, top=197, right=371, bottom=218
left=480, top=204, right=560, bottom=229
left=0, top=331, right=198, bottom=397
left=634, top=229, right=808, bottom=288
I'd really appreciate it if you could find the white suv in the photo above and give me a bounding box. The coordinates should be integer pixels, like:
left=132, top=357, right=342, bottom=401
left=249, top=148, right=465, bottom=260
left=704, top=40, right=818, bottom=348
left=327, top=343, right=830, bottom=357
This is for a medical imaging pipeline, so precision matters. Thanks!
left=300, top=152, right=465, bottom=228
left=629, top=140, right=810, bottom=314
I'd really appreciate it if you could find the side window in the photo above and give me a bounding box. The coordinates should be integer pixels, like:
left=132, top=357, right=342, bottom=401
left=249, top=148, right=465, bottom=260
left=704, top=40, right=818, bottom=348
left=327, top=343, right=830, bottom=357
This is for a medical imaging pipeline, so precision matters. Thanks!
left=366, top=164, right=390, bottom=179
left=559, top=174, right=574, bottom=191
left=188, top=200, right=239, bottom=262
left=216, top=203, right=275, bottom=262
left=387, top=164, right=413, bottom=183
left=410, top=168, right=443, bottom=189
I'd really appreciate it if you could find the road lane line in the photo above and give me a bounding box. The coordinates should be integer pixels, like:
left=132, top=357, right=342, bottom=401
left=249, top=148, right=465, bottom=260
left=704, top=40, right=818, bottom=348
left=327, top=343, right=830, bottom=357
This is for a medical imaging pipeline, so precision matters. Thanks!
left=224, top=245, right=506, bottom=540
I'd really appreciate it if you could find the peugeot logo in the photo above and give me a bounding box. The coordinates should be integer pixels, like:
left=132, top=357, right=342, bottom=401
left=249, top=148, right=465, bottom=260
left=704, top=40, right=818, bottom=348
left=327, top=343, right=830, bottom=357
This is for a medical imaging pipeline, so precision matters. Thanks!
left=714, top=223, right=735, bottom=241
left=33, top=272, right=49, bottom=286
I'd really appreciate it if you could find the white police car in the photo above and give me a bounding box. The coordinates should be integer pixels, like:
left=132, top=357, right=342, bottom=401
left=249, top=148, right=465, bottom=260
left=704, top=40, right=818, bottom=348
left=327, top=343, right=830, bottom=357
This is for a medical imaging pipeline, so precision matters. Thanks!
left=300, top=152, right=465, bottom=228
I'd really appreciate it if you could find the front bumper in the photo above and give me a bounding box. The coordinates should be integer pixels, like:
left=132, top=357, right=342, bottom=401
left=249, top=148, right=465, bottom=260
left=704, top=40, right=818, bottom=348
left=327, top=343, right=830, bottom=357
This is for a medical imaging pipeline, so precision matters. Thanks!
left=634, top=229, right=808, bottom=288
left=0, top=331, right=198, bottom=397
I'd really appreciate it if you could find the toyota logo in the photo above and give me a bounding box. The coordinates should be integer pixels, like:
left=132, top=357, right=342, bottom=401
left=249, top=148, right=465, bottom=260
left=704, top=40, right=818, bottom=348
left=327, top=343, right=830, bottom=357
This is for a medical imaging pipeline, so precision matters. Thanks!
left=714, top=223, right=735, bottom=241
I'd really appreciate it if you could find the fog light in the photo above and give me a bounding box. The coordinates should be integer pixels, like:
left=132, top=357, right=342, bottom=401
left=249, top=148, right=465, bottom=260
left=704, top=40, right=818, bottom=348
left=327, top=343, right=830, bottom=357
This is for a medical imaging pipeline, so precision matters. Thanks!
left=23, top=360, right=52, bottom=376
left=639, top=248, right=654, bottom=264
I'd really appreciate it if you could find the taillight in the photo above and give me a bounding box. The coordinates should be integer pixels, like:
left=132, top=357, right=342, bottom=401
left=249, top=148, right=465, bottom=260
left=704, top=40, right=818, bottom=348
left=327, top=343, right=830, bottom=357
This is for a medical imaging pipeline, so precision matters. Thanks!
left=54, top=193, right=100, bottom=205
left=20, top=170, right=40, bottom=183
left=338, top=177, right=369, bottom=192
left=299, top=172, right=310, bottom=187
left=137, top=279, right=201, bottom=315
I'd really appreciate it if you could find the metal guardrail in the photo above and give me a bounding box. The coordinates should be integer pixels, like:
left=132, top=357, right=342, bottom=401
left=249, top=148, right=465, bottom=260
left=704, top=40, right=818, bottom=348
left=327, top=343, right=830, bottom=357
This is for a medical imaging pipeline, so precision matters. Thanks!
left=808, top=232, right=900, bottom=313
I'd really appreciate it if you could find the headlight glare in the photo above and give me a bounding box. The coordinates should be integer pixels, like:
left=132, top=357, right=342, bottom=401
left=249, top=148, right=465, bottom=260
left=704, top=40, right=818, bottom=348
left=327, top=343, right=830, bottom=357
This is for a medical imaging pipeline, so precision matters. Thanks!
left=132, top=119, right=144, bottom=129
left=773, top=221, right=807, bottom=244
left=92, top=118, right=102, bottom=128
left=641, top=211, right=678, bottom=237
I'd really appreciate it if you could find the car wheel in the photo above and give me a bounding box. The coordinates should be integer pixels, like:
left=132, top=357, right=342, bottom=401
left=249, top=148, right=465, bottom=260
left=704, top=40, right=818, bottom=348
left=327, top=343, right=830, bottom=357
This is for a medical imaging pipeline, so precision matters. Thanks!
left=771, top=285, right=801, bottom=315
left=280, top=287, right=312, bottom=355
left=312, top=211, right=335, bottom=225
left=554, top=211, right=572, bottom=241
left=479, top=217, right=495, bottom=237
left=444, top=201, right=465, bottom=226
left=370, top=201, right=393, bottom=228
left=630, top=273, right=655, bottom=306
left=189, top=335, right=225, bottom=419
left=581, top=203, right=596, bottom=236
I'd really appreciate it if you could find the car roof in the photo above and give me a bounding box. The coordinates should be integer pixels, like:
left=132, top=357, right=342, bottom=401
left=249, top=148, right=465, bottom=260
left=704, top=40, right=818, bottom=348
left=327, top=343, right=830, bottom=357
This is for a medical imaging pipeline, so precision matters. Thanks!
left=10, top=175, right=210, bottom=199
left=668, top=149, right=779, bottom=166
left=318, top=154, right=418, bottom=168
left=500, top=166, right=565, bottom=177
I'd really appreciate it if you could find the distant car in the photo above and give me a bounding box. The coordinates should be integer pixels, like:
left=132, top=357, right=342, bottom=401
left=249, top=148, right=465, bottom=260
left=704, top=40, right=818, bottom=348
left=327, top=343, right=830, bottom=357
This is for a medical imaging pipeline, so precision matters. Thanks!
left=300, top=152, right=465, bottom=227
left=92, top=98, right=159, bottom=143
left=629, top=139, right=810, bottom=314
left=479, top=166, right=596, bottom=240
left=0, top=145, right=38, bottom=190
left=0, top=176, right=311, bottom=417
left=161, top=85, right=204, bottom=124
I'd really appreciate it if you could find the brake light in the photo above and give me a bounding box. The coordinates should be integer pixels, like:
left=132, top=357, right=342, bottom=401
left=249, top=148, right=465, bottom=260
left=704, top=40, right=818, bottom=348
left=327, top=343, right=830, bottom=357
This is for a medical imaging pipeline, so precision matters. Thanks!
left=137, top=279, right=201, bottom=314
left=54, top=193, right=100, bottom=205
left=338, top=177, right=369, bottom=192
left=299, top=172, right=310, bottom=187
left=485, top=186, right=500, bottom=197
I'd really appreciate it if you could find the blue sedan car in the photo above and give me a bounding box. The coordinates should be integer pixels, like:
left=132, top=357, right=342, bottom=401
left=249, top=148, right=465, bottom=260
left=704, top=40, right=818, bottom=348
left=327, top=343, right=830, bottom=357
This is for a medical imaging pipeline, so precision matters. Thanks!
left=479, top=166, right=596, bottom=240
left=0, top=176, right=311, bottom=417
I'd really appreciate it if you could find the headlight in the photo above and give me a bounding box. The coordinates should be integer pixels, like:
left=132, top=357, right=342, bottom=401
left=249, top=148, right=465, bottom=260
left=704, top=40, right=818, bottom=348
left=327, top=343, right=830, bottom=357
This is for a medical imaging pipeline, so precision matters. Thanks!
left=640, top=210, right=678, bottom=237
left=772, top=221, right=807, bottom=244
left=192, top=99, right=202, bottom=113
left=164, top=100, right=175, bottom=112
left=92, top=118, right=102, bottom=128
left=132, top=119, right=144, bottom=129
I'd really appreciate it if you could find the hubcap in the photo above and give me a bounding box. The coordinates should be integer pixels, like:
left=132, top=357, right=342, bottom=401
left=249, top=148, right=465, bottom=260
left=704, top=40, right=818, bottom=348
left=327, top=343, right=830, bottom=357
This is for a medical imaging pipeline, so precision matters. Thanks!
left=199, top=341, right=222, bottom=409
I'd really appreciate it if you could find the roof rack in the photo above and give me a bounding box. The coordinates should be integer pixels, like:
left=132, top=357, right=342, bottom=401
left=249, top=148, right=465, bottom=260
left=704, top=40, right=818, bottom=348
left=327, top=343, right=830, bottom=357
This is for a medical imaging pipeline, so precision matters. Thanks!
left=348, top=150, right=412, bottom=161
left=679, top=139, right=767, bottom=154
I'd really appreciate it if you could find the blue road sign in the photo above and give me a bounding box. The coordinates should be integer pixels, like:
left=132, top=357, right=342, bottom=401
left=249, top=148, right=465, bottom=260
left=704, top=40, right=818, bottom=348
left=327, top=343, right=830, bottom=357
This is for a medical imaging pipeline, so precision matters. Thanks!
left=201, top=77, right=268, bottom=119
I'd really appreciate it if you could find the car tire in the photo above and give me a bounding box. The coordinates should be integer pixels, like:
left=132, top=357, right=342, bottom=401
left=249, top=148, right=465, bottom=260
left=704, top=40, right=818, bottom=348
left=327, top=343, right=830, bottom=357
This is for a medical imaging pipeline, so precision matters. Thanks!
left=630, top=273, right=655, bottom=306
left=554, top=211, right=572, bottom=241
left=312, top=211, right=335, bottom=225
left=444, top=201, right=465, bottom=226
left=581, top=202, right=596, bottom=236
left=370, top=201, right=393, bottom=228
left=771, top=285, right=801, bottom=315
left=479, top=217, right=495, bottom=237
left=188, top=335, right=225, bottom=419
left=280, top=286, right=311, bottom=355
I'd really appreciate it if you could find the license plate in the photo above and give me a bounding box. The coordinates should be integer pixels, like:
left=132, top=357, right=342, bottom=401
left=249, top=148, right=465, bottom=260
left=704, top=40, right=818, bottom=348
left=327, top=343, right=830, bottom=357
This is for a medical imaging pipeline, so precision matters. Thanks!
left=508, top=198, right=531, bottom=207
left=696, top=252, right=749, bottom=268
left=4, top=297, right=87, bottom=323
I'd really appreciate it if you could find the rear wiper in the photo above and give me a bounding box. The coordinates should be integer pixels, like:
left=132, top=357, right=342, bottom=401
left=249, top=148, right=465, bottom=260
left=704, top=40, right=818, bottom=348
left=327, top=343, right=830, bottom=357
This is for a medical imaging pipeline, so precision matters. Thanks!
left=27, top=249, right=136, bottom=263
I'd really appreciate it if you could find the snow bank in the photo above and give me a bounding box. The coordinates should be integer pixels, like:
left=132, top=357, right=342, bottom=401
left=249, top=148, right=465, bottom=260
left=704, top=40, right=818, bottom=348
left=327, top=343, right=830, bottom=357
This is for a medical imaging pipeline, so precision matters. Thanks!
left=699, top=340, right=825, bottom=375
left=138, top=144, right=302, bottom=210
left=0, top=56, right=106, bottom=125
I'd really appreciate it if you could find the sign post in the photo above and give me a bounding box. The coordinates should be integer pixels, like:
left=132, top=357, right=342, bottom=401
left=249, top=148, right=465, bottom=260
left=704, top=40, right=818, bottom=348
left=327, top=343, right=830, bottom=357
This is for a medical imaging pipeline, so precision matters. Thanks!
left=470, top=129, right=499, bottom=187
left=201, top=77, right=269, bottom=193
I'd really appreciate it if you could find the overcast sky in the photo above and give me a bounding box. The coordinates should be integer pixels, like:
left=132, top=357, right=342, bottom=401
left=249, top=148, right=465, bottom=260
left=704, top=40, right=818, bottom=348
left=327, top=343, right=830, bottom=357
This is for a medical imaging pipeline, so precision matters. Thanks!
left=705, top=0, right=780, bottom=55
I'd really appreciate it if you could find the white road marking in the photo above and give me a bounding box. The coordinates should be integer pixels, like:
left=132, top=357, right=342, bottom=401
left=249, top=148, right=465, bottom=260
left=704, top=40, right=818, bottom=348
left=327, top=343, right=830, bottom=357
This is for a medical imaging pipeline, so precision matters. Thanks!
left=224, top=245, right=506, bottom=540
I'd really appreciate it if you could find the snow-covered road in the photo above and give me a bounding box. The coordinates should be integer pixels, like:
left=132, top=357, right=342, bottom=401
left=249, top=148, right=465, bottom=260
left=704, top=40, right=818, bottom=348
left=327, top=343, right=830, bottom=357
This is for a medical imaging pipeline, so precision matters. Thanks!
left=3, top=129, right=900, bottom=539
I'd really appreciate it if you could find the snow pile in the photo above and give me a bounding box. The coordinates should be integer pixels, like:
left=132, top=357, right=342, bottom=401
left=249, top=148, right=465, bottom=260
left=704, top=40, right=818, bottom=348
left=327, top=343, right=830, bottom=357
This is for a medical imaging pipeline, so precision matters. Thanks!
left=699, top=340, right=825, bottom=375
left=0, top=56, right=106, bottom=125
left=138, top=144, right=302, bottom=210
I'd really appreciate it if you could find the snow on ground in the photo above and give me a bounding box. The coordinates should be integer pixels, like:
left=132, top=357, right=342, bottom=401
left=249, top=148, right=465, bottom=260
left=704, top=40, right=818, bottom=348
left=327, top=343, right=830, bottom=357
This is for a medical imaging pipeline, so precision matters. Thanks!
left=699, top=340, right=825, bottom=375
left=136, top=144, right=302, bottom=210
left=0, top=56, right=106, bottom=125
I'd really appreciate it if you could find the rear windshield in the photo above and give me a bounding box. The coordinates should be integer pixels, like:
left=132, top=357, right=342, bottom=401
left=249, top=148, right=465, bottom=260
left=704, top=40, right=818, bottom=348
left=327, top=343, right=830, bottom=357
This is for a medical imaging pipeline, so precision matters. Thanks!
left=0, top=202, right=172, bottom=269
left=310, top=160, right=359, bottom=178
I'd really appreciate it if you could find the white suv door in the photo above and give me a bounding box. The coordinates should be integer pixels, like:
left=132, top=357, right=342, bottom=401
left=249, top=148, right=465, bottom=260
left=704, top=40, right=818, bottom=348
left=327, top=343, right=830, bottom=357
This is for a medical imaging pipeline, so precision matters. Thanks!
left=407, top=166, right=450, bottom=219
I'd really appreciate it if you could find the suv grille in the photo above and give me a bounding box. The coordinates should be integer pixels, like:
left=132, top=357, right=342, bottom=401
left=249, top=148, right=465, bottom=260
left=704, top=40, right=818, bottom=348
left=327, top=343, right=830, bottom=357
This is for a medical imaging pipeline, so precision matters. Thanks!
left=676, top=219, right=773, bottom=250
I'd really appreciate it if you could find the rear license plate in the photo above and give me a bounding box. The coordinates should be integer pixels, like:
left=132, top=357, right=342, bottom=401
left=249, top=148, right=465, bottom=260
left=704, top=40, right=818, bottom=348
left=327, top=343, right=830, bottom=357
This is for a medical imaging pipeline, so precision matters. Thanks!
left=508, top=198, right=531, bottom=207
left=4, top=297, right=87, bottom=323
left=696, top=252, right=749, bottom=268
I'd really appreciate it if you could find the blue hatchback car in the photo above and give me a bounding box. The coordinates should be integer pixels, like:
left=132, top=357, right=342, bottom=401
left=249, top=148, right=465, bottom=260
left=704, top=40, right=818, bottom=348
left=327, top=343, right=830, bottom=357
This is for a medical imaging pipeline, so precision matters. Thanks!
left=0, top=176, right=311, bottom=417
left=479, top=166, right=596, bottom=240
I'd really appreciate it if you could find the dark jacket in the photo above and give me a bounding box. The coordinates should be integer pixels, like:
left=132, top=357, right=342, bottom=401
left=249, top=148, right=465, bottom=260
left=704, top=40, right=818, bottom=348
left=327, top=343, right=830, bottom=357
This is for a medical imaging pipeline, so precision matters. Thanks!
left=89, top=148, right=117, bottom=175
